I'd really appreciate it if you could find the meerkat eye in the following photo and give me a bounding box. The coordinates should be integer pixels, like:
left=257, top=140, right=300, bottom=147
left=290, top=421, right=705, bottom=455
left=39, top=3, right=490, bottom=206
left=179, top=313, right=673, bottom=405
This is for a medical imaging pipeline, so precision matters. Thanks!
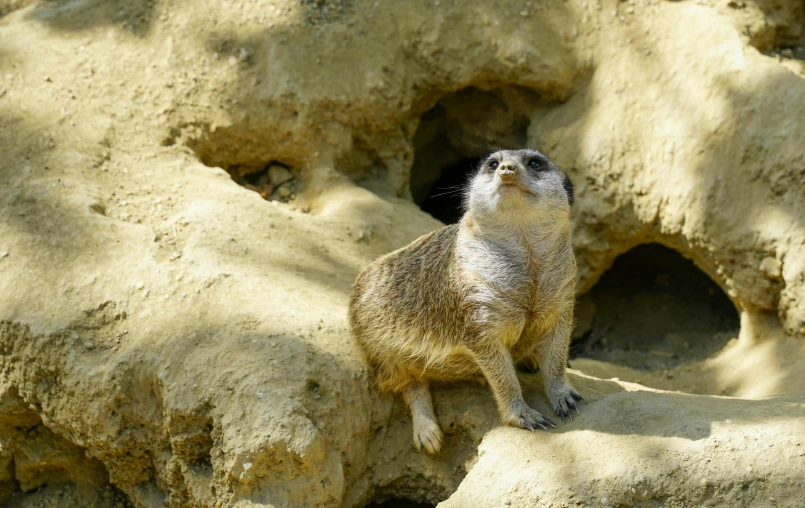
left=489, top=160, right=499, bottom=170
left=528, top=159, right=544, bottom=170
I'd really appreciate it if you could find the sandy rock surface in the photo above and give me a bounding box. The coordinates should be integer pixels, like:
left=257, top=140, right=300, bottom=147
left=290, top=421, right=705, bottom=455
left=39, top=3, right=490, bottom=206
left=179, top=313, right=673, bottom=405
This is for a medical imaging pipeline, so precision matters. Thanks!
left=1, top=0, right=804, bottom=506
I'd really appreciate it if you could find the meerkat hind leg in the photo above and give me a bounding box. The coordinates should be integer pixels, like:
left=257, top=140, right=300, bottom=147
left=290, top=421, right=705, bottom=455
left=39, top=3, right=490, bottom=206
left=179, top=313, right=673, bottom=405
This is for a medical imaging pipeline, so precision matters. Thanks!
left=516, top=354, right=573, bottom=373
left=515, top=354, right=540, bottom=373
left=402, top=381, right=443, bottom=454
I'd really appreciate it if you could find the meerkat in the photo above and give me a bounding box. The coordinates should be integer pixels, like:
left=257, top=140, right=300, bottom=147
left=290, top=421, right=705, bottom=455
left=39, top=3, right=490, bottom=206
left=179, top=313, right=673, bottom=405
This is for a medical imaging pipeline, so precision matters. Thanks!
left=349, top=148, right=582, bottom=454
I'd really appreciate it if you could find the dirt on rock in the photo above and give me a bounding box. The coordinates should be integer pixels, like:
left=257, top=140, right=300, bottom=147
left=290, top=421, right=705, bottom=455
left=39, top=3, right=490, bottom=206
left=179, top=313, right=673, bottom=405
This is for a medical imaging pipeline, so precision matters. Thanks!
left=1, top=0, right=805, bottom=507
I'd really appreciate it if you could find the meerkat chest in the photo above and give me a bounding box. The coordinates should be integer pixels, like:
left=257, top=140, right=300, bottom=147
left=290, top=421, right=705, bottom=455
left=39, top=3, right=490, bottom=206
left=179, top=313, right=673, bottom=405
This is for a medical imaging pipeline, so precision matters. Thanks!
left=457, top=228, right=572, bottom=312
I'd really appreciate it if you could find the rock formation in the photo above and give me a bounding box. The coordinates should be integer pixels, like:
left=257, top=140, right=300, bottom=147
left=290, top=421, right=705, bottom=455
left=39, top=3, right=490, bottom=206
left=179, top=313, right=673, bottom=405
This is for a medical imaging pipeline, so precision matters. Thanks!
left=1, top=0, right=804, bottom=506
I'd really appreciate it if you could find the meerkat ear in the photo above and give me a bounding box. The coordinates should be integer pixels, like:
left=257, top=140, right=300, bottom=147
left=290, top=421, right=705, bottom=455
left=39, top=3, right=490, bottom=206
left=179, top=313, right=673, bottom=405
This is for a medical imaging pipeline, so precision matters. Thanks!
left=562, top=173, right=574, bottom=207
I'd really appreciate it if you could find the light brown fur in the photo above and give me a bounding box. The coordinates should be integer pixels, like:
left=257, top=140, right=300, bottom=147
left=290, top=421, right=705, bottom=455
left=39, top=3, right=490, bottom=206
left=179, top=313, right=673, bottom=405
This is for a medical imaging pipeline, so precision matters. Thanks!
left=349, top=149, right=582, bottom=453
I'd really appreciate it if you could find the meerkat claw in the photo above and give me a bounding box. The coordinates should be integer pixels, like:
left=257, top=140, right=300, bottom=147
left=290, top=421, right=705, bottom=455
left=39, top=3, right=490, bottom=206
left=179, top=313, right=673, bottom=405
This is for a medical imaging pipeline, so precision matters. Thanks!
left=513, top=405, right=553, bottom=432
left=569, top=399, right=580, bottom=415
left=556, top=407, right=574, bottom=424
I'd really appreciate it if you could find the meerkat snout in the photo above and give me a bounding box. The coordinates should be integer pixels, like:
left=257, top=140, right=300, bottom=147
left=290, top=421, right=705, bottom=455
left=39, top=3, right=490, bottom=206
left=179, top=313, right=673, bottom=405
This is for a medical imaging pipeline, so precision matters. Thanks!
left=350, top=148, right=581, bottom=454
left=497, top=161, right=518, bottom=182
left=498, top=159, right=518, bottom=171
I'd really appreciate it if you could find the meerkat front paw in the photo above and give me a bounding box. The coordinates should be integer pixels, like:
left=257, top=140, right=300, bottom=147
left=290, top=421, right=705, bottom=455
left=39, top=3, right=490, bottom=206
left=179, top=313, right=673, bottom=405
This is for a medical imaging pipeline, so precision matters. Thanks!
left=547, top=382, right=583, bottom=424
left=412, top=414, right=443, bottom=454
left=506, top=401, right=556, bottom=431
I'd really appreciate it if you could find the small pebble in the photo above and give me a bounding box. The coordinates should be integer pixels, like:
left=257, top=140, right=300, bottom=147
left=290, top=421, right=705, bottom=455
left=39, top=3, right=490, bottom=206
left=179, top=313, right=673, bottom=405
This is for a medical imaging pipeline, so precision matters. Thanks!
left=84, top=341, right=96, bottom=350
left=257, top=392, right=264, bottom=398
left=268, top=165, right=293, bottom=186
left=0, top=251, right=7, bottom=258
left=243, top=462, right=252, bottom=471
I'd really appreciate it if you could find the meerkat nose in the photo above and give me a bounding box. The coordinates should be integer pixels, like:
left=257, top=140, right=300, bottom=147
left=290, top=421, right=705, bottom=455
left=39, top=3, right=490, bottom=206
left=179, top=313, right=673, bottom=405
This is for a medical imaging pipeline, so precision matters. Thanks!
left=497, top=161, right=518, bottom=181
left=499, top=161, right=517, bottom=172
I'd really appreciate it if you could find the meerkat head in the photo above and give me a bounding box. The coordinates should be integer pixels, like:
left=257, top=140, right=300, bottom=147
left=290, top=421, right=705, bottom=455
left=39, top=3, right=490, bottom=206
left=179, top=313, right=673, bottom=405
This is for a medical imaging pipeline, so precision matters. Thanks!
left=463, top=148, right=574, bottom=226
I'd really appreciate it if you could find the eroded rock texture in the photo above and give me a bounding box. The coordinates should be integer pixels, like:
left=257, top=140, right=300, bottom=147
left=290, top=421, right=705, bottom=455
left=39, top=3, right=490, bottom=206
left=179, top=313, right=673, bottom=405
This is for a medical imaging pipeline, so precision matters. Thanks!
left=1, top=0, right=804, bottom=506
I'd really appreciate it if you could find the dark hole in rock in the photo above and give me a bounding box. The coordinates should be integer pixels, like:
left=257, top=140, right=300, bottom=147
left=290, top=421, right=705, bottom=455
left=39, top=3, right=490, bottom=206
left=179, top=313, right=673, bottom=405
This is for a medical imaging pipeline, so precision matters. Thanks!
left=191, top=456, right=213, bottom=471
left=417, top=157, right=478, bottom=225
left=763, top=45, right=805, bottom=61
left=225, top=161, right=297, bottom=202
left=366, top=499, right=436, bottom=508
left=410, top=86, right=536, bottom=223
left=364, top=468, right=459, bottom=508
left=571, top=243, right=740, bottom=371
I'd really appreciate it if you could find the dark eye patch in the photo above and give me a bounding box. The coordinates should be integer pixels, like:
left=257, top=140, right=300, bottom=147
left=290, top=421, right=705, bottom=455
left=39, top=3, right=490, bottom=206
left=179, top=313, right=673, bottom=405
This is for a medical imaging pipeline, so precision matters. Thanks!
left=562, top=173, right=574, bottom=207
left=527, top=158, right=547, bottom=171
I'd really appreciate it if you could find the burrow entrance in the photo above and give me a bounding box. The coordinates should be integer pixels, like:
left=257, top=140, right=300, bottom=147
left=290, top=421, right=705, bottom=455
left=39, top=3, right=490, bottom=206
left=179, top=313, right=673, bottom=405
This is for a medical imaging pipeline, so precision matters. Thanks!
left=410, top=86, right=538, bottom=224
left=367, top=499, right=435, bottom=508
left=170, top=122, right=301, bottom=204
left=571, top=243, right=741, bottom=372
